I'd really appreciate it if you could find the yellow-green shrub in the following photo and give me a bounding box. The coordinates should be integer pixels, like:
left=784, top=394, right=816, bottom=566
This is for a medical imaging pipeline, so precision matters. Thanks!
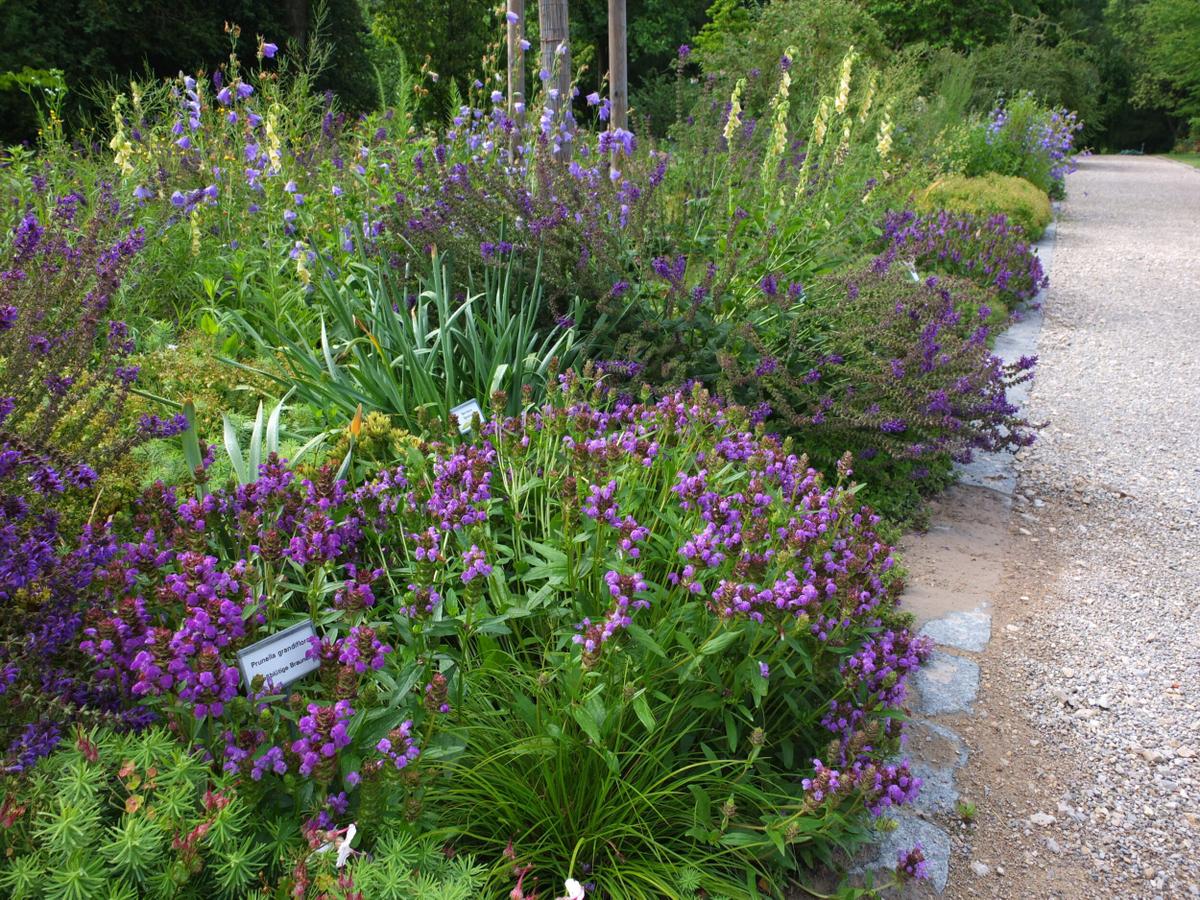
left=917, top=173, right=1052, bottom=239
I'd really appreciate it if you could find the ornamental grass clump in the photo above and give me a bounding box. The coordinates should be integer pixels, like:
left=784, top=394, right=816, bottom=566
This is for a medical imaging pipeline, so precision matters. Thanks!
left=32, top=375, right=927, bottom=896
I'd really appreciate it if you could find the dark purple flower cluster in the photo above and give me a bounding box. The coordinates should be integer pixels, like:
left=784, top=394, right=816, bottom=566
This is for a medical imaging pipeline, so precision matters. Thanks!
left=801, top=757, right=922, bottom=815
left=293, top=700, right=354, bottom=779
left=376, top=720, right=420, bottom=770
left=128, top=553, right=257, bottom=718
left=0, top=197, right=181, bottom=771
left=876, top=209, right=1048, bottom=302
left=897, top=842, right=930, bottom=881
left=823, top=628, right=933, bottom=743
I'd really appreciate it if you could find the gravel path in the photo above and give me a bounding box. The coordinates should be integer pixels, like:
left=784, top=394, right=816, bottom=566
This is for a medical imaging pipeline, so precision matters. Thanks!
left=950, top=155, right=1200, bottom=898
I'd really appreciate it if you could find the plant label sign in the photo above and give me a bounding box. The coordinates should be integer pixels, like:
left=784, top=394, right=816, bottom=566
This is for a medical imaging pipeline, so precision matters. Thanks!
left=236, top=620, right=318, bottom=691
left=449, top=398, right=484, bottom=433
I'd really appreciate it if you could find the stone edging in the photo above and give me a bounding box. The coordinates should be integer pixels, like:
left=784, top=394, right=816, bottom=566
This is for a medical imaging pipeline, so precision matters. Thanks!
left=860, top=211, right=1060, bottom=893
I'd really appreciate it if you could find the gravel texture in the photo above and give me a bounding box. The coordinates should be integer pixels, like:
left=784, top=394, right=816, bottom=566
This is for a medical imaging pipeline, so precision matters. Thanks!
left=951, top=156, right=1200, bottom=897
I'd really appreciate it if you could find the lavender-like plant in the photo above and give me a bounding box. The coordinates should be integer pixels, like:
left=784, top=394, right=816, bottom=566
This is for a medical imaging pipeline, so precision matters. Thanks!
left=0, top=192, right=184, bottom=772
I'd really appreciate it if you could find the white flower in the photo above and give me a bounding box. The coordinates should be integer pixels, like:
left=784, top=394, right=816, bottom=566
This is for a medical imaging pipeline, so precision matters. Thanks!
left=858, top=71, right=877, bottom=124
left=560, top=878, right=586, bottom=900
left=335, top=823, right=357, bottom=868
left=876, top=109, right=893, bottom=159
left=723, top=78, right=746, bottom=146
left=812, top=97, right=830, bottom=147
left=834, top=47, right=856, bottom=115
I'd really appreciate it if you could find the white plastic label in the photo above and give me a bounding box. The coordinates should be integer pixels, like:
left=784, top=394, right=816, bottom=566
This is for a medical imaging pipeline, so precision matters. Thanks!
left=449, top=398, right=484, bottom=433
left=236, top=620, right=318, bottom=691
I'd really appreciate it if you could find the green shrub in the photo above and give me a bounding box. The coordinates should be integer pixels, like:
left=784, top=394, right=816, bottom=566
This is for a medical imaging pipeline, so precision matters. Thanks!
left=947, top=93, right=1082, bottom=197
left=917, top=174, right=1052, bottom=239
left=713, top=268, right=1037, bottom=510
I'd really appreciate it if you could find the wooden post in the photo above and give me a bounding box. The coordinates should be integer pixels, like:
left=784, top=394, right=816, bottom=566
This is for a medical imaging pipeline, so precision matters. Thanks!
left=537, top=0, right=572, bottom=158
left=607, top=0, right=627, bottom=132
left=506, top=0, right=525, bottom=128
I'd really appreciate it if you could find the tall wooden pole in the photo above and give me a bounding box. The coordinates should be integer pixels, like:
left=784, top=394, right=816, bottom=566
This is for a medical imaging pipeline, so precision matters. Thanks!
left=506, top=0, right=525, bottom=129
left=607, top=0, right=627, bottom=132
left=537, top=0, right=572, bottom=159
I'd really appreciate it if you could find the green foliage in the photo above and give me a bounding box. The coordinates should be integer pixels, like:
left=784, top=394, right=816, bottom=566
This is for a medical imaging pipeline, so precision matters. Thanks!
left=696, top=0, right=888, bottom=106
left=694, top=0, right=755, bottom=59
left=229, top=250, right=583, bottom=437
left=1130, top=0, right=1200, bottom=133
left=345, top=829, right=487, bottom=898
left=0, top=728, right=265, bottom=899
left=0, top=0, right=375, bottom=144
left=130, top=331, right=277, bottom=440
left=0, top=727, right=486, bottom=898
left=917, top=173, right=1052, bottom=239
left=963, top=19, right=1102, bottom=140
left=858, top=0, right=1040, bottom=50
left=947, top=92, right=1079, bottom=196
left=366, top=0, right=494, bottom=122
left=430, top=666, right=787, bottom=898
left=564, top=0, right=709, bottom=86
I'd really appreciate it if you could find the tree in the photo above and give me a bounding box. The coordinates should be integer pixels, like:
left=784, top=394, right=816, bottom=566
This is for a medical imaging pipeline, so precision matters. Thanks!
left=857, top=0, right=1057, bottom=50
left=1130, top=0, right=1200, bottom=135
left=0, top=0, right=375, bottom=144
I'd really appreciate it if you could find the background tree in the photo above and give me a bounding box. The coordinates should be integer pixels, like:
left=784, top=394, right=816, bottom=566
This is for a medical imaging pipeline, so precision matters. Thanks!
left=1129, top=0, right=1200, bottom=142
left=0, top=0, right=374, bottom=144
left=365, top=0, right=495, bottom=121
left=856, top=0, right=1048, bottom=50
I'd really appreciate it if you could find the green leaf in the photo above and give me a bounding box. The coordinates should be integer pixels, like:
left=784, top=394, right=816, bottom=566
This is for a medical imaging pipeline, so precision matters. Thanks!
left=222, top=413, right=246, bottom=483
left=699, top=628, right=744, bottom=656
left=571, top=706, right=602, bottom=746
left=724, top=712, right=739, bottom=753
left=632, top=692, right=656, bottom=731
left=179, top=400, right=207, bottom=499
left=247, top=401, right=265, bottom=479
left=689, top=784, right=712, bottom=826
left=626, top=623, right=668, bottom=660
left=265, top=398, right=282, bottom=456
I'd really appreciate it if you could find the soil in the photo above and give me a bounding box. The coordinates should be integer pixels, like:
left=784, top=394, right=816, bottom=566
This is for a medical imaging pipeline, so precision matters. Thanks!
left=900, top=486, right=1095, bottom=898
left=895, top=485, right=1010, bottom=630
